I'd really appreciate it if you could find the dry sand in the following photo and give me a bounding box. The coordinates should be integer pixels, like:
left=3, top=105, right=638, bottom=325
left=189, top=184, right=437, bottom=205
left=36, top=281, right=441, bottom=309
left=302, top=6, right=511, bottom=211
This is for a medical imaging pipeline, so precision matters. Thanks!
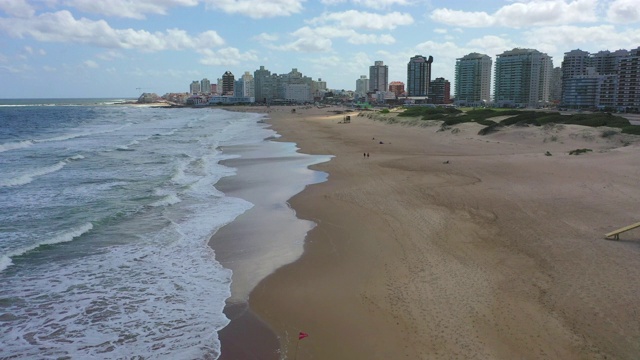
left=239, top=106, right=640, bottom=359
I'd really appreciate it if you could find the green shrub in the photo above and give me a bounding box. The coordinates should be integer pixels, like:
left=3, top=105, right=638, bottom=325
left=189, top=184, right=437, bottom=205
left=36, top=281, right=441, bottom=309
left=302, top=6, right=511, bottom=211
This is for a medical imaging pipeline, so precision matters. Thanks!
left=478, top=124, right=503, bottom=135
left=422, top=113, right=447, bottom=120
left=621, top=126, right=640, bottom=135
left=600, top=130, right=618, bottom=138
left=379, top=108, right=390, bottom=114
left=569, top=148, right=592, bottom=155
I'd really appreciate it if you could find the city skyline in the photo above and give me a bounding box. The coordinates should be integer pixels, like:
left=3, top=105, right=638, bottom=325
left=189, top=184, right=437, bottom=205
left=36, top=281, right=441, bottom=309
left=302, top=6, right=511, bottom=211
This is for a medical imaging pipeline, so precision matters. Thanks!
left=1, top=0, right=639, bottom=98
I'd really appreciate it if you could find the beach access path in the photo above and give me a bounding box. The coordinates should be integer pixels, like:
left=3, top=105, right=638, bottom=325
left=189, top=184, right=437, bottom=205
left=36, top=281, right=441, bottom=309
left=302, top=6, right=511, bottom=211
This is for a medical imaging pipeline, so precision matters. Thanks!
left=246, top=106, right=640, bottom=359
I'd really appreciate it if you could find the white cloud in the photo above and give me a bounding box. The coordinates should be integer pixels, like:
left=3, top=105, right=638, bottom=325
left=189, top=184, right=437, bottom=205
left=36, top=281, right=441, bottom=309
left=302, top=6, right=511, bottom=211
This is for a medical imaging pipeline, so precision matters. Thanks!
left=64, top=0, right=199, bottom=19
left=466, top=35, right=516, bottom=57
left=274, top=25, right=395, bottom=52
left=308, top=10, right=414, bottom=30
left=38, top=48, right=46, bottom=55
left=434, top=28, right=447, bottom=34
left=0, top=64, right=31, bottom=73
left=96, top=50, right=123, bottom=60
left=0, top=0, right=35, bottom=18
left=607, top=0, right=640, bottom=24
left=84, top=59, right=99, bottom=68
left=254, top=33, right=279, bottom=43
left=321, top=0, right=412, bottom=9
left=24, top=45, right=33, bottom=54
left=430, top=9, right=495, bottom=27
left=431, top=0, right=598, bottom=28
left=203, top=0, right=305, bottom=19
left=43, top=65, right=56, bottom=71
left=271, top=30, right=333, bottom=52
left=0, top=11, right=225, bottom=52
left=197, top=47, right=259, bottom=66
left=0, top=53, right=7, bottom=63
left=523, top=25, right=640, bottom=53
left=348, top=32, right=395, bottom=45
left=353, top=0, right=412, bottom=9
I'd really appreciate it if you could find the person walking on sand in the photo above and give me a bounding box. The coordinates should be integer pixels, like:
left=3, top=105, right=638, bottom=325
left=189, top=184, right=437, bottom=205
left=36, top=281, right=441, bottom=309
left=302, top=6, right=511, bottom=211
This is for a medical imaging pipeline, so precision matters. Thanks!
left=364, top=152, right=366, bottom=158
left=367, top=153, right=369, bottom=158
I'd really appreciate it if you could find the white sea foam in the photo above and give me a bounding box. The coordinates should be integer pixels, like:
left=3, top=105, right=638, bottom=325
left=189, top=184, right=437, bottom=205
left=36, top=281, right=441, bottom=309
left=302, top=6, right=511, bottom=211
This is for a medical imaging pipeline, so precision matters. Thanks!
left=0, top=255, right=12, bottom=272
left=0, top=108, right=286, bottom=359
left=0, top=139, right=34, bottom=152
left=1, top=223, right=93, bottom=272
left=0, top=160, right=67, bottom=187
left=150, top=192, right=181, bottom=207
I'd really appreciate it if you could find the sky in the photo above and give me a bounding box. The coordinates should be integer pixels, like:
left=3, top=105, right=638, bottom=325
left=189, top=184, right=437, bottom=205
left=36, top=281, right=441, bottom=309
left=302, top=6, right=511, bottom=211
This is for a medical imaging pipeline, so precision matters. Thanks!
left=0, top=0, right=639, bottom=98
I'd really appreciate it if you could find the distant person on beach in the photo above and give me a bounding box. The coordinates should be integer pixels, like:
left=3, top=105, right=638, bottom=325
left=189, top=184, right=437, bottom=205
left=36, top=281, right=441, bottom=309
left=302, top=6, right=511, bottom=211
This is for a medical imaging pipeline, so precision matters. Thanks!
left=367, top=153, right=369, bottom=158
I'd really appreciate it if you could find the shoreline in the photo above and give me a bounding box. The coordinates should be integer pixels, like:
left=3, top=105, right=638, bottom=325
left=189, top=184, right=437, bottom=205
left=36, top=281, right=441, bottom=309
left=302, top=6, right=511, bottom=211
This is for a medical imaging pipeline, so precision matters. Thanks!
left=241, top=106, right=640, bottom=358
left=207, top=124, right=330, bottom=359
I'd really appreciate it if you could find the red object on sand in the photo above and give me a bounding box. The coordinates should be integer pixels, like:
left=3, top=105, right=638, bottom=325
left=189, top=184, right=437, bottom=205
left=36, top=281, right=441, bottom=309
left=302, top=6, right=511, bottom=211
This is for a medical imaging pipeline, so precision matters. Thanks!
left=298, top=332, right=309, bottom=340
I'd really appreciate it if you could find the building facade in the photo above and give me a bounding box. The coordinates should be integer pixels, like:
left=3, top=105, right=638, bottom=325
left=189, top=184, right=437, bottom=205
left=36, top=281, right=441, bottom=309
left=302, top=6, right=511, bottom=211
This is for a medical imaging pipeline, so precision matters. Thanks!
left=560, top=48, right=630, bottom=109
left=189, top=80, right=201, bottom=94
left=406, top=55, right=433, bottom=97
left=389, top=81, right=405, bottom=97
left=429, top=77, right=451, bottom=104
left=616, top=47, right=640, bottom=112
left=200, top=78, right=211, bottom=94
left=493, top=48, right=553, bottom=108
left=455, top=52, right=492, bottom=106
left=355, top=75, right=369, bottom=98
left=222, top=71, right=235, bottom=96
left=240, top=71, right=255, bottom=97
left=369, top=61, right=388, bottom=93
left=549, top=67, right=563, bottom=104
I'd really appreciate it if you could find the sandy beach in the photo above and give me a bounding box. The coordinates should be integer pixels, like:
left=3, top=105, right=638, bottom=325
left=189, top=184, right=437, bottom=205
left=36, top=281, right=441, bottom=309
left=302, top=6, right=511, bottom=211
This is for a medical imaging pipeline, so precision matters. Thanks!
left=215, top=106, right=640, bottom=359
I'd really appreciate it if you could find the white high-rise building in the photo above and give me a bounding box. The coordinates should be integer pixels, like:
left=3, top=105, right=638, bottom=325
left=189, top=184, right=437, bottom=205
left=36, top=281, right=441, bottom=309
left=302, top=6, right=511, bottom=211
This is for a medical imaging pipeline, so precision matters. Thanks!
left=189, top=80, right=201, bottom=94
left=494, top=48, right=553, bottom=108
left=355, top=75, right=369, bottom=98
left=454, top=53, right=492, bottom=106
left=200, top=78, right=211, bottom=94
left=241, top=71, right=255, bottom=97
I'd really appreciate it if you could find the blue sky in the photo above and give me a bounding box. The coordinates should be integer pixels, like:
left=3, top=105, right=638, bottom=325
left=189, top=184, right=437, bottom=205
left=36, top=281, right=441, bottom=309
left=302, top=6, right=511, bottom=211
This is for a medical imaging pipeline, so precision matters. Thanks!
left=0, top=0, right=639, bottom=98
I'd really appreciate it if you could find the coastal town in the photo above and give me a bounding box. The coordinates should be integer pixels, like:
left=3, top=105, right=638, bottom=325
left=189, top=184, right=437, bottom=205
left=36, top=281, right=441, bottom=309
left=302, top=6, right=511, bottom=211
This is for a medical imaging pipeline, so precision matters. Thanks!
left=140, top=46, right=640, bottom=114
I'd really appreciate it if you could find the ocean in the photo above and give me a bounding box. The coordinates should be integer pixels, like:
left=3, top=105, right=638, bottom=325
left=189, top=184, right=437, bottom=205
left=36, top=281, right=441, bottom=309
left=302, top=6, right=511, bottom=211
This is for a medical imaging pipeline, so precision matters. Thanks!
left=0, top=99, right=322, bottom=359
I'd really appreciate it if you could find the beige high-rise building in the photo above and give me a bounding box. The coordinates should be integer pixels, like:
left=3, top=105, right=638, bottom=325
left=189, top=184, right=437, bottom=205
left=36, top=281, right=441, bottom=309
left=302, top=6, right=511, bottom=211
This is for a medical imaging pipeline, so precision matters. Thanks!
left=494, top=48, right=552, bottom=108
left=455, top=52, right=492, bottom=106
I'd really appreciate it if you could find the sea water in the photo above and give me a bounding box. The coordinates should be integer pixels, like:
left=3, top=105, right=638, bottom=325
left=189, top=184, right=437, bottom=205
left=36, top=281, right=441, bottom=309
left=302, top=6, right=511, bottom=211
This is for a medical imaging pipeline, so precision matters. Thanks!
left=0, top=100, right=277, bottom=359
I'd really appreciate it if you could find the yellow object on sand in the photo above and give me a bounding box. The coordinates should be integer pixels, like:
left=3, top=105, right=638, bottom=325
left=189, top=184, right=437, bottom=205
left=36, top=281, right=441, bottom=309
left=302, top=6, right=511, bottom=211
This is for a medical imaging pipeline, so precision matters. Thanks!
left=605, top=222, right=640, bottom=240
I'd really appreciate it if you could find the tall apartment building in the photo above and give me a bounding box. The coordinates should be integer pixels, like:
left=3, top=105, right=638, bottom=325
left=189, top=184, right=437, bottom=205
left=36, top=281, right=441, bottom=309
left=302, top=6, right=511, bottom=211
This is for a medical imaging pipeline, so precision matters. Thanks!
left=369, top=61, right=388, bottom=92
left=455, top=52, right=492, bottom=106
left=312, top=78, right=327, bottom=98
left=560, top=48, right=629, bottom=109
left=494, top=48, right=553, bottom=108
left=240, top=71, right=255, bottom=97
left=616, top=47, right=640, bottom=111
left=254, top=66, right=274, bottom=103
left=355, top=75, right=369, bottom=98
left=200, top=78, right=211, bottom=94
left=406, top=55, right=433, bottom=97
left=549, top=67, right=563, bottom=104
left=253, top=66, right=318, bottom=104
left=189, top=80, right=201, bottom=94
left=389, top=81, right=405, bottom=97
left=561, top=49, right=599, bottom=108
left=429, top=77, right=451, bottom=104
left=222, top=71, right=235, bottom=96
